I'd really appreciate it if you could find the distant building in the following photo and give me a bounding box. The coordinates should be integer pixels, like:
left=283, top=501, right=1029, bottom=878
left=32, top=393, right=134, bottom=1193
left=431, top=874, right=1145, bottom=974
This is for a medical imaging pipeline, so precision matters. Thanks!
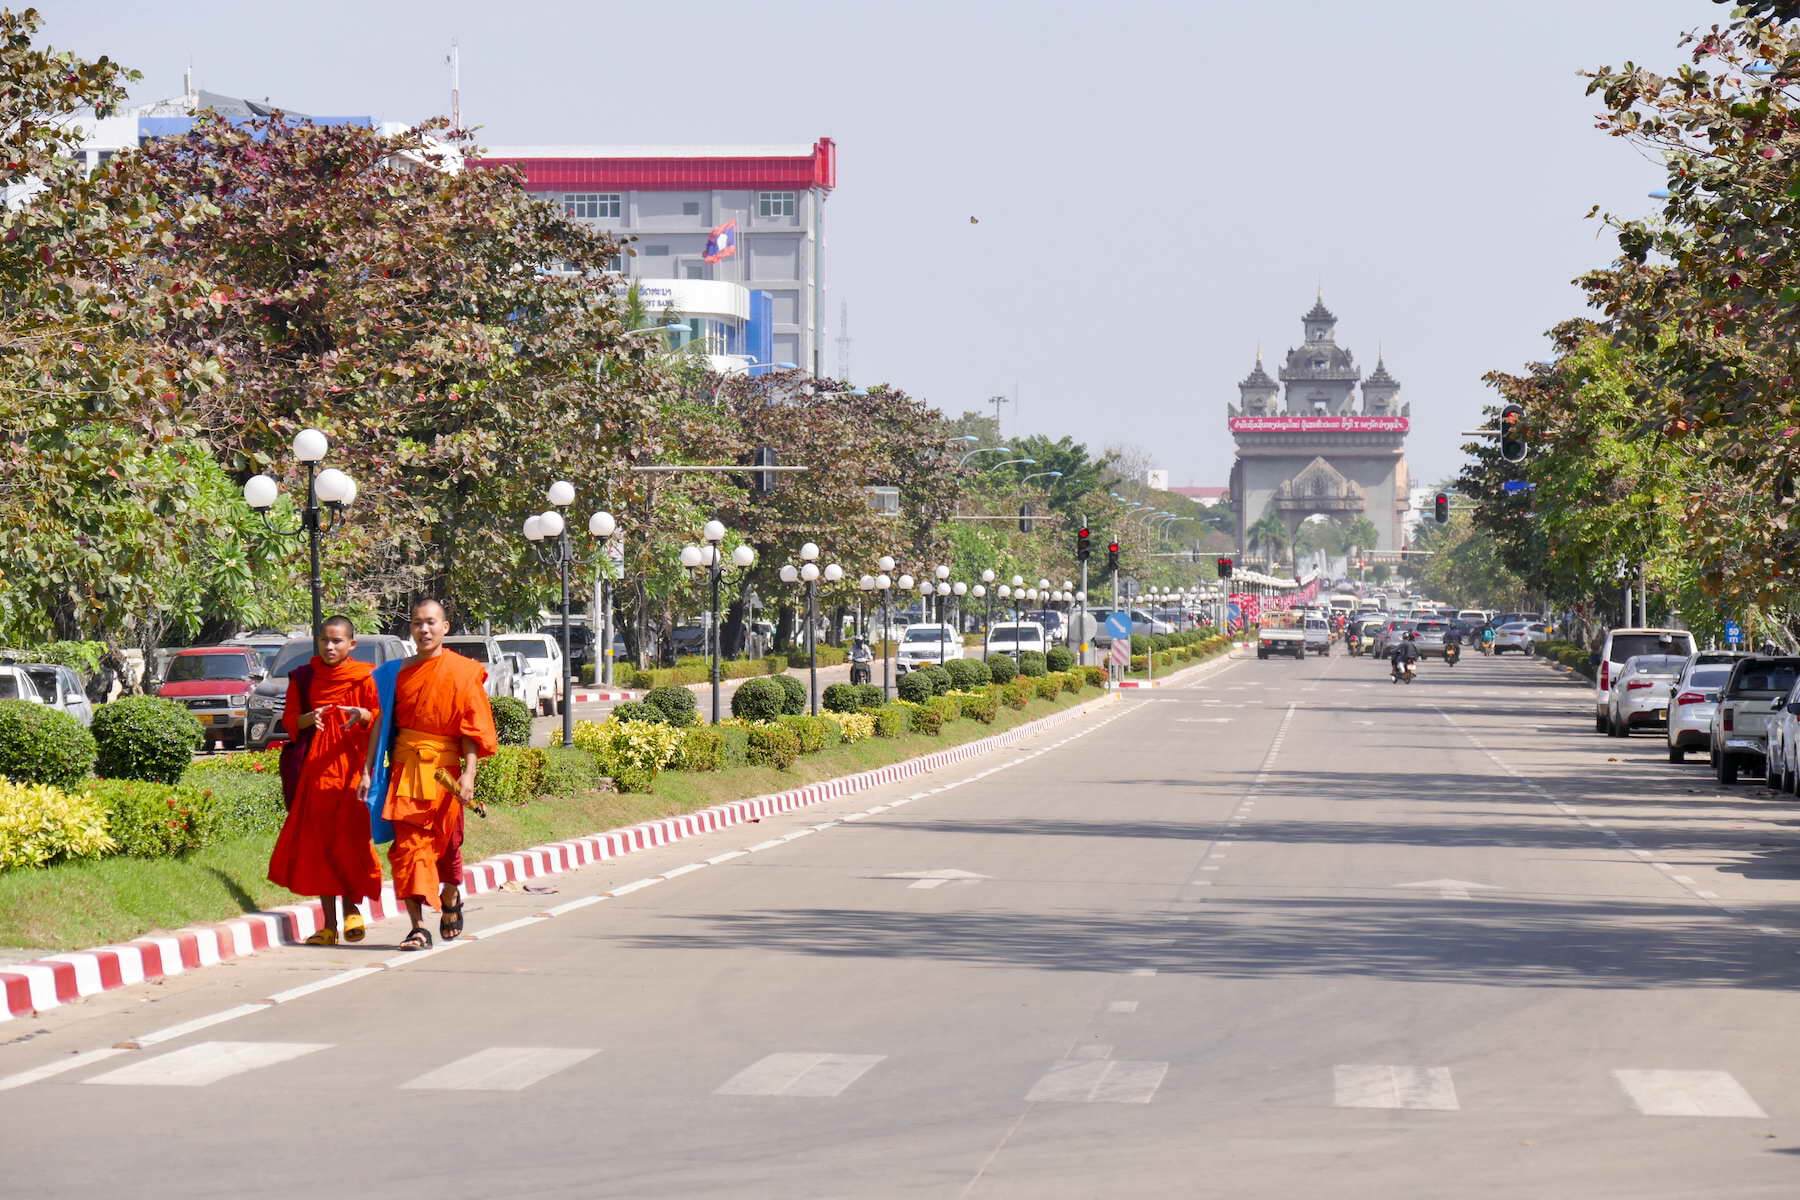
left=476, top=139, right=837, bottom=376
left=1170, top=486, right=1230, bottom=508
left=1146, top=469, right=1169, bottom=491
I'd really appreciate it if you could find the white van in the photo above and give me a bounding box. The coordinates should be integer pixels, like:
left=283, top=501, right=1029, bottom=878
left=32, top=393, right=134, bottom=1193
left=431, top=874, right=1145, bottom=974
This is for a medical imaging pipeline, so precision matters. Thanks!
left=1593, top=628, right=1695, bottom=733
left=986, top=622, right=1048, bottom=658
left=497, top=632, right=566, bottom=715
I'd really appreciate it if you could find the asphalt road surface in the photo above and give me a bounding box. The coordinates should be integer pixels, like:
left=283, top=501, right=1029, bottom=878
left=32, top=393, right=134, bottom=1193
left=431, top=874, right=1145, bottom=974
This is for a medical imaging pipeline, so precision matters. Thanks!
left=7, top=648, right=1800, bottom=1197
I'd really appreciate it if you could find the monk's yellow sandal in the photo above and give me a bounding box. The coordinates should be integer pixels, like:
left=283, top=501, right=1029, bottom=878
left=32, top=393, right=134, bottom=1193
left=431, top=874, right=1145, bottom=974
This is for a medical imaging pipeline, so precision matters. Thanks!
left=304, top=928, right=338, bottom=946
left=342, top=913, right=366, bottom=943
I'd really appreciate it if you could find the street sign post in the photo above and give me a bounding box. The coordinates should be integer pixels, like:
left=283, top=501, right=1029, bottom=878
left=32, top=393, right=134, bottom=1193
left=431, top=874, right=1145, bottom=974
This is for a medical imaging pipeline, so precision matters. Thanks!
left=1501, top=480, right=1536, bottom=494
left=1104, top=611, right=1132, bottom=684
left=1726, top=620, right=1743, bottom=648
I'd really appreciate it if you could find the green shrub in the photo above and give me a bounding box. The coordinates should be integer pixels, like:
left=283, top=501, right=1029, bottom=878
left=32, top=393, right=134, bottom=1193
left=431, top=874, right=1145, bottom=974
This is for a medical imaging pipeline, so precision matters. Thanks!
left=1046, top=646, right=1075, bottom=673
left=929, top=694, right=963, bottom=726
left=1017, top=651, right=1047, bottom=677
left=775, top=673, right=807, bottom=716
left=731, top=676, right=786, bottom=722
left=474, top=746, right=546, bottom=807
left=787, top=643, right=848, bottom=669
left=987, top=653, right=1018, bottom=684
left=918, top=664, right=953, bottom=696
left=896, top=671, right=932, bottom=704
left=184, top=767, right=285, bottom=839
left=957, top=689, right=999, bottom=723
left=1058, top=670, right=1081, bottom=694
left=778, top=714, right=830, bottom=754
left=675, top=725, right=724, bottom=772
left=88, top=778, right=218, bottom=858
left=540, top=745, right=604, bottom=795
left=945, top=658, right=990, bottom=690
left=853, top=683, right=885, bottom=710
left=1002, top=677, right=1034, bottom=710
left=92, top=696, right=203, bottom=784
left=822, top=682, right=861, bottom=714
left=0, top=700, right=97, bottom=790
left=186, top=747, right=280, bottom=777
left=1082, top=665, right=1107, bottom=689
left=719, top=725, right=751, bottom=767
left=874, top=704, right=909, bottom=738
left=1035, top=675, right=1063, bottom=700
left=0, top=779, right=114, bottom=870
left=612, top=699, right=658, bottom=724
left=906, top=701, right=945, bottom=735
left=490, top=695, right=534, bottom=747
left=746, top=723, right=801, bottom=769
left=823, top=711, right=876, bottom=742
left=643, top=685, right=699, bottom=727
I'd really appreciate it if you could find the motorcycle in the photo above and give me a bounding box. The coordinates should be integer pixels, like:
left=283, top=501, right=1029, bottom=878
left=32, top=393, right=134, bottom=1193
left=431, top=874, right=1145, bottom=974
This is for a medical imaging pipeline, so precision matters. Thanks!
left=1390, top=658, right=1417, bottom=685
left=1346, top=632, right=1362, bottom=657
left=849, top=637, right=874, bottom=686
left=1444, top=642, right=1460, bottom=667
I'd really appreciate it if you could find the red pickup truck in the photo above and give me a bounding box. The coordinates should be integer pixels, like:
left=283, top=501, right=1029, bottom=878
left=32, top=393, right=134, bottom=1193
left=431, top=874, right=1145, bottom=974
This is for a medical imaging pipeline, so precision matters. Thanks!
left=158, top=646, right=263, bottom=751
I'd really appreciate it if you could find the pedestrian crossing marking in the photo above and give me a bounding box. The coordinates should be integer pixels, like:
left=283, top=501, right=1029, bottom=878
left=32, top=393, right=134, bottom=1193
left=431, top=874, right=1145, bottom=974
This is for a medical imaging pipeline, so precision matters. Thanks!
left=1027, top=1058, right=1167, bottom=1104
left=1333, top=1064, right=1459, bottom=1111
left=85, top=1041, right=327, bottom=1088
left=400, top=1046, right=599, bottom=1092
left=1613, top=1069, right=1767, bottom=1118
left=714, top=1052, right=886, bottom=1098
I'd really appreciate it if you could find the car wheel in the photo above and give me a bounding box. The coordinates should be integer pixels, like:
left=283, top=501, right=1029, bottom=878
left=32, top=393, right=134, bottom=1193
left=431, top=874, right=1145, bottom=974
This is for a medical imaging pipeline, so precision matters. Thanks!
left=1596, top=710, right=1608, bottom=734
left=1607, top=708, right=1624, bottom=738
left=1668, top=744, right=1685, bottom=763
left=1717, top=752, right=1738, bottom=786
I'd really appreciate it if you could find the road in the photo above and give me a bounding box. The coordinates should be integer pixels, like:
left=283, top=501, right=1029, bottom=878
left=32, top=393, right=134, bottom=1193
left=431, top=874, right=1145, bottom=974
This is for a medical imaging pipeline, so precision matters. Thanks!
left=8, top=648, right=1800, bottom=1197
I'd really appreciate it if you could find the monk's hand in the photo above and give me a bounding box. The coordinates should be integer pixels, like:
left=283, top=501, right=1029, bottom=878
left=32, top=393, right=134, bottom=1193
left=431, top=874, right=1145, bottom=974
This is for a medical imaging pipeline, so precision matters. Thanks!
left=457, top=769, right=476, bottom=804
left=357, top=776, right=369, bottom=805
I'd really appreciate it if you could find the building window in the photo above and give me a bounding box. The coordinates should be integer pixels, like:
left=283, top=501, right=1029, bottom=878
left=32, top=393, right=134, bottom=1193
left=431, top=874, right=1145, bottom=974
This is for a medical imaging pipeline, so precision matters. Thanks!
left=563, top=192, right=621, bottom=219
left=866, top=486, right=901, bottom=517
left=643, top=245, right=670, bottom=257
left=605, top=252, right=626, bottom=273
left=682, top=200, right=700, bottom=216
left=758, top=191, right=796, bottom=218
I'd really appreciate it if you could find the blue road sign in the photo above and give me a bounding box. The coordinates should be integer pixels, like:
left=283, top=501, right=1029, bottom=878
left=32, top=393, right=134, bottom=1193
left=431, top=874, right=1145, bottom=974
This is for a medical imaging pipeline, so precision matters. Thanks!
left=1502, top=480, right=1536, bottom=494
left=1103, top=612, right=1132, bottom=642
left=1725, top=620, right=1743, bottom=644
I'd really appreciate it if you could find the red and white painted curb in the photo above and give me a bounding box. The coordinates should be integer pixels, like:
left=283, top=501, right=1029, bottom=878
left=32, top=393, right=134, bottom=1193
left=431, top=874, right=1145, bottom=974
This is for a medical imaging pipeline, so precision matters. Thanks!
left=0, top=692, right=1117, bottom=1023
left=1113, top=650, right=1233, bottom=688
left=569, top=688, right=635, bottom=704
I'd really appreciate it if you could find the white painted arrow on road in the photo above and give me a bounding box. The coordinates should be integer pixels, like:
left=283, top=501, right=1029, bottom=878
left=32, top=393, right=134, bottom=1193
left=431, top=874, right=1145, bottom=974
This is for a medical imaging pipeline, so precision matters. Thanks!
left=884, top=869, right=990, bottom=890
left=1395, top=879, right=1500, bottom=901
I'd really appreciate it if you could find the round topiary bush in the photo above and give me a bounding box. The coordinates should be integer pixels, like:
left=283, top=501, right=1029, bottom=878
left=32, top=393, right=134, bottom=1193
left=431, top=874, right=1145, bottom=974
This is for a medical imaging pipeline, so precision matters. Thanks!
left=0, top=700, right=97, bottom=790
left=896, top=671, right=932, bottom=704
left=643, top=685, right=699, bottom=727
left=91, top=696, right=202, bottom=784
left=731, top=676, right=786, bottom=722
left=822, top=682, right=861, bottom=714
left=1046, top=646, right=1075, bottom=673
left=775, top=673, right=807, bottom=715
left=1017, top=650, right=1048, bottom=677
left=945, top=658, right=990, bottom=690
left=490, top=695, right=533, bottom=746
left=612, top=700, right=660, bottom=724
left=987, top=653, right=1018, bottom=684
left=853, top=683, right=885, bottom=710
left=918, top=664, right=953, bottom=695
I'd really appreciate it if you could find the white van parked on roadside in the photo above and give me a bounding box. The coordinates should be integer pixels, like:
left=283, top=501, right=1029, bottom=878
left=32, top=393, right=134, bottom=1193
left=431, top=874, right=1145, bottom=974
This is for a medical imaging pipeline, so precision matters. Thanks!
left=497, top=632, right=566, bottom=715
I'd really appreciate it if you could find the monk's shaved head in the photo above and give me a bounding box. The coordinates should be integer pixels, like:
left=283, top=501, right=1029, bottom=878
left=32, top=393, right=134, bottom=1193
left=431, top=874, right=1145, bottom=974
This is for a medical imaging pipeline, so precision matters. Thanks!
left=410, top=598, right=447, bottom=621
left=321, top=614, right=356, bottom=638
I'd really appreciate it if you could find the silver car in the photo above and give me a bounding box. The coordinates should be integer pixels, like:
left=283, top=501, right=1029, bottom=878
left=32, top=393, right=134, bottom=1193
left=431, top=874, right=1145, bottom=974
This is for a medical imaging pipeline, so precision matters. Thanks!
left=1666, top=655, right=1743, bottom=763
left=1709, top=656, right=1800, bottom=784
left=1492, top=621, right=1548, bottom=654
left=1605, top=653, right=1686, bottom=738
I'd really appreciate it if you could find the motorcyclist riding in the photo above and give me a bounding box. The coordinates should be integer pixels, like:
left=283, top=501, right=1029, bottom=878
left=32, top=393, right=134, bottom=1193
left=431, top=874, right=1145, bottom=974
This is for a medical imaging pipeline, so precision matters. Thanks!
left=849, top=636, right=874, bottom=686
left=1390, top=631, right=1419, bottom=682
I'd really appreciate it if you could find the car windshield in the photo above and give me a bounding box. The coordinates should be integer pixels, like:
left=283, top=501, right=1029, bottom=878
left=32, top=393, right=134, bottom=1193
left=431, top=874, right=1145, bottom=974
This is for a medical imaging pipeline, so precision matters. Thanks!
left=1609, top=633, right=1691, bottom=664
left=989, top=626, right=1039, bottom=641
left=904, top=628, right=947, bottom=643
left=445, top=640, right=493, bottom=663
left=1626, top=656, right=1687, bottom=676
left=268, top=639, right=388, bottom=677
left=1688, top=667, right=1733, bottom=690
left=167, top=654, right=252, bottom=682
left=1729, top=659, right=1800, bottom=697
left=498, top=638, right=552, bottom=660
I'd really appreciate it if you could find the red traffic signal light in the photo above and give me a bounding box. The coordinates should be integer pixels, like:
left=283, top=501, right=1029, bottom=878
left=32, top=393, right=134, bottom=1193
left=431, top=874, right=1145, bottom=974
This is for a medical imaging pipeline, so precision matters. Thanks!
left=1499, top=403, right=1527, bottom=463
left=1434, top=493, right=1450, bottom=524
left=1216, top=556, right=1234, bottom=579
left=1077, top=526, right=1092, bottom=562
left=1105, top=541, right=1120, bottom=575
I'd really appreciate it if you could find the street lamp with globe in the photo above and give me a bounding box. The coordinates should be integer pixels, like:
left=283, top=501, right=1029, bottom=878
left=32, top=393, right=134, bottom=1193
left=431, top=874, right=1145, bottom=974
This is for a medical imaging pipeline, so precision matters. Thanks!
left=242, top=427, right=358, bottom=638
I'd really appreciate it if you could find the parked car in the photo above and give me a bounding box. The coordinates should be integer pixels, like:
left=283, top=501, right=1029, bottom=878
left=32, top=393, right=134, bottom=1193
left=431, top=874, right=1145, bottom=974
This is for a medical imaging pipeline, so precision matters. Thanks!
left=1666, top=654, right=1743, bottom=763
left=1302, top=616, right=1331, bottom=656
left=159, top=646, right=263, bottom=751
left=1593, top=628, right=1696, bottom=734
left=986, top=622, right=1047, bottom=658
left=246, top=635, right=411, bottom=750
left=895, top=623, right=962, bottom=675
left=1707, top=655, right=1800, bottom=784
left=227, top=632, right=295, bottom=677
left=1605, top=653, right=1687, bottom=738
left=442, top=635, right=515, bottom=701
left=1021, top=610, right=1066, bottom=645
left=540, top=622, right=595, bottom=674
left=669, top=623, right=710, bottom=659
left=0, top=661, right=95, bottom=726
left=1492, top=621, right=1548, bottom=654
left=0, top=664, right=36, bottom=704
left=497, top=633, right=564, bottom=715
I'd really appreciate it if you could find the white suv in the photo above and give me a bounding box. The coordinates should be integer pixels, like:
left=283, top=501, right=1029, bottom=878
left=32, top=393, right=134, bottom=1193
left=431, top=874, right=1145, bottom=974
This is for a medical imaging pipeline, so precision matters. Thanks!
left=896, top=623, right=962, bottom=675
left=1592, top=628, right=1694, bottom=733
left=986, top=621, right=1047, bottom=658
left=497, top=633, right=565, bottom=715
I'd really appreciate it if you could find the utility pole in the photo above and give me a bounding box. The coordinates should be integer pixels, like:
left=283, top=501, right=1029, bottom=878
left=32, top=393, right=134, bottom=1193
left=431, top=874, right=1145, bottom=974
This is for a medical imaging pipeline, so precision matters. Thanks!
left=446, top=40, right=462, bottom=131
left=988, top=393, right=1009, bottom=434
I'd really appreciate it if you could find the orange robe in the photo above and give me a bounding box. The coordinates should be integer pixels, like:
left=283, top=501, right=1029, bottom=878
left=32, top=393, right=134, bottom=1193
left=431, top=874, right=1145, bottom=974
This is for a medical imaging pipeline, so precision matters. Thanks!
left=384, top=651, right=498, bottom=907
left=266, top=657, right=384, bottom=903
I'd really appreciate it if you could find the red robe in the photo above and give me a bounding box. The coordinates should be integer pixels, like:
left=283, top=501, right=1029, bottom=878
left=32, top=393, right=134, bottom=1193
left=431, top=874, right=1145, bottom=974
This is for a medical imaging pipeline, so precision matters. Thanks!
left=266, top=657, right=384, bottom=903
left=384, top=650, right=498, bottom=906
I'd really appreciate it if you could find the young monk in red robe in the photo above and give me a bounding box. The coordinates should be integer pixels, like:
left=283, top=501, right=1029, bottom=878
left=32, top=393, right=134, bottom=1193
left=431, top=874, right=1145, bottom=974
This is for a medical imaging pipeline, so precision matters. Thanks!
left=366, top=598, right=497, bottom=950
left=267, top=616, right=383, bottom=946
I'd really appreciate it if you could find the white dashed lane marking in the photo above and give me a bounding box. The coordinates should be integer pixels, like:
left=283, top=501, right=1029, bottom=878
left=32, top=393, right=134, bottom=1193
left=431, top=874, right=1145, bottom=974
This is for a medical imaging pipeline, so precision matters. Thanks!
left=1333, top=1064, right=1460, bottom=1111
left=1614, top=1069, right=1767, bottom=1118
left=400, top=1046, right=599, bottom=1092
left=714, top=1052, right=886, bottom=1098
left=1026, top=1058, right=1169, bottom=1104
left=85, top=1041, right=327, bottom=1088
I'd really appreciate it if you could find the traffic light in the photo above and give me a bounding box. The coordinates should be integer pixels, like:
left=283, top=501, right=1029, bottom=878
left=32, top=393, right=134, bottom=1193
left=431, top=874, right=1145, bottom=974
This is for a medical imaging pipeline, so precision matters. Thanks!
left=1216, top=556, right=1234, bottom=580
left=1076, top=526, right=1092, bottom=562
left=1018, top=503, right=1034, bottom=534
left=1434, top=493, right=1450, bottom=524
left=1105, top=541, right=1120, bottom=576
left=1499, top=403, right=1527, bottom=463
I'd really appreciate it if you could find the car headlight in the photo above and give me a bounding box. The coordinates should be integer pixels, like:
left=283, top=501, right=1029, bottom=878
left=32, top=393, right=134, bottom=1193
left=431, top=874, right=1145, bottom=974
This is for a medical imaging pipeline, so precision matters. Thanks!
left=248, top=695, right=275, bottom=714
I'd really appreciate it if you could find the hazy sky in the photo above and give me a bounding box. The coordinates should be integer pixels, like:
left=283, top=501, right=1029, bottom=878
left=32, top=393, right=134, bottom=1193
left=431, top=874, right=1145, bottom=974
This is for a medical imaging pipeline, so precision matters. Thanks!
left=43, top=0, right=1714, bottom=489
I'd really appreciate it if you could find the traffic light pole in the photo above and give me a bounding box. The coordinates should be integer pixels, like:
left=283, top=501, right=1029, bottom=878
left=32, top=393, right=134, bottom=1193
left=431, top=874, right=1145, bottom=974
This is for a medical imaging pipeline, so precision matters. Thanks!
left=1078, top=558, right=1088, bottom=667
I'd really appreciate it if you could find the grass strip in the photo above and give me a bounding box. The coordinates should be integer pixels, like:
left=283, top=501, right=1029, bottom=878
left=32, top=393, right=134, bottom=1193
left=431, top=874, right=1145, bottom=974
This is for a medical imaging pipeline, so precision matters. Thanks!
left=0, top=688, right=1103, bottom=952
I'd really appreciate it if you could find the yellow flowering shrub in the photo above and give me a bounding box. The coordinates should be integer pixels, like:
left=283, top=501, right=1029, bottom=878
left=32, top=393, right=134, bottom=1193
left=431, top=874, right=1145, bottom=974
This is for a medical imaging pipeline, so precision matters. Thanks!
left=0, top=779, right=115, bottom=871
left=573, top=718, right=685, bottom=792
left=823, top=711, right=876, bottom=743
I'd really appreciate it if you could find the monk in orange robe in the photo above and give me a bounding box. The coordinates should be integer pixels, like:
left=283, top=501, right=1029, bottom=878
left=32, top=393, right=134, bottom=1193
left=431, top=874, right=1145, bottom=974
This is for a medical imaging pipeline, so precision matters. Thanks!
left=267, top=616, right=383, bottom=946
left=368, top=598, right=497, bottom=950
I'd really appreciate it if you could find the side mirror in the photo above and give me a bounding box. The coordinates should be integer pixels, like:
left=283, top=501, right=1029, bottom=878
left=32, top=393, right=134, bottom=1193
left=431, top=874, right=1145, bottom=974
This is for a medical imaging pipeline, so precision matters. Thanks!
left=250, top=670, right=266, bottom=683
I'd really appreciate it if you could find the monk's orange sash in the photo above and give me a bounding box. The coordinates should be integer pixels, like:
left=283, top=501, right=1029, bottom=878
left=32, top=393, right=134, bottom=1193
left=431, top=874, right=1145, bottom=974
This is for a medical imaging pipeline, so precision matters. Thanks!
left=383, top=729, right=461, bottom=831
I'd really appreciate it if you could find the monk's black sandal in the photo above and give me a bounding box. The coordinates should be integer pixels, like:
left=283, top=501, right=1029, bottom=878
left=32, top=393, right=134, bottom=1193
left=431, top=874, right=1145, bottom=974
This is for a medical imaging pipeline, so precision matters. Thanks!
left=440, top=901, right=464, bottom=942
left=398, top=927, right=433, bottom=952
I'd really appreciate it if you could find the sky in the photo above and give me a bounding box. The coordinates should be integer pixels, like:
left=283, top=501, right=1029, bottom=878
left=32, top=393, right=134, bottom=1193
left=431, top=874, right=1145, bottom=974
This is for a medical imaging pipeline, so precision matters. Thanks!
left=41, top=0, right=1716, bottom=489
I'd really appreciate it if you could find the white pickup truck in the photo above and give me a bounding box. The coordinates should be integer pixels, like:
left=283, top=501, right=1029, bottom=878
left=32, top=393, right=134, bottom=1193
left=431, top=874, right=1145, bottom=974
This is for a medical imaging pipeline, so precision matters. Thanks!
left=1257, top=626, right=1305, bottom=660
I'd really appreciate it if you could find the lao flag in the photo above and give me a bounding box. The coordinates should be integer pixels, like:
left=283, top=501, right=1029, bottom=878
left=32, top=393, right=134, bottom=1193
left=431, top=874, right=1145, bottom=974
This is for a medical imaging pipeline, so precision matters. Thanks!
left=703, top=219, right=738, bottom=264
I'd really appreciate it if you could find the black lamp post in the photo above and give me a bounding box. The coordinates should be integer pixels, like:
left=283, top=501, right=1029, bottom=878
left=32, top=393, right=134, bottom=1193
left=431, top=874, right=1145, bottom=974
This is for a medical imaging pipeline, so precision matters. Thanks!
left=524, top=482, right=613, bottom=747
left=243, top=428, right=357, bottom=638
left=681, top=520, right=756, bottom=724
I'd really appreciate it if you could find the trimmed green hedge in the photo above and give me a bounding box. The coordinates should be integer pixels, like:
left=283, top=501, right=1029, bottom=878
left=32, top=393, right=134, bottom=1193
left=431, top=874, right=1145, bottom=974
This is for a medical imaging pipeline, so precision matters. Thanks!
left=621, top=656, right=785, bottom=690
left=89, top=778, right=219, bottom=858
left=945, top=658, right=990, bottom=690
left=731, top=677, right=786, bottom=722
left=775, top=674, right=807, bottom=716
left=644, top=685, right=700, bottom=727
left=0, top=700, right=97, bottom=790
left=1017, top=651, right=1047, bottom=677
left=896, top=671, right=932, bottom=704
left=490, top=695, right=533, bottom=746
left=541, top=745, right=604, bottom=794
left=92, top=696, right=203, bottom=784
left=475, top=746, right=546, bottom=807
left=747, top=723, right=801, bottom=769
left=1538, top=639, right=1596, bottom=679
left=987, top=654, right=1018, bottom=684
